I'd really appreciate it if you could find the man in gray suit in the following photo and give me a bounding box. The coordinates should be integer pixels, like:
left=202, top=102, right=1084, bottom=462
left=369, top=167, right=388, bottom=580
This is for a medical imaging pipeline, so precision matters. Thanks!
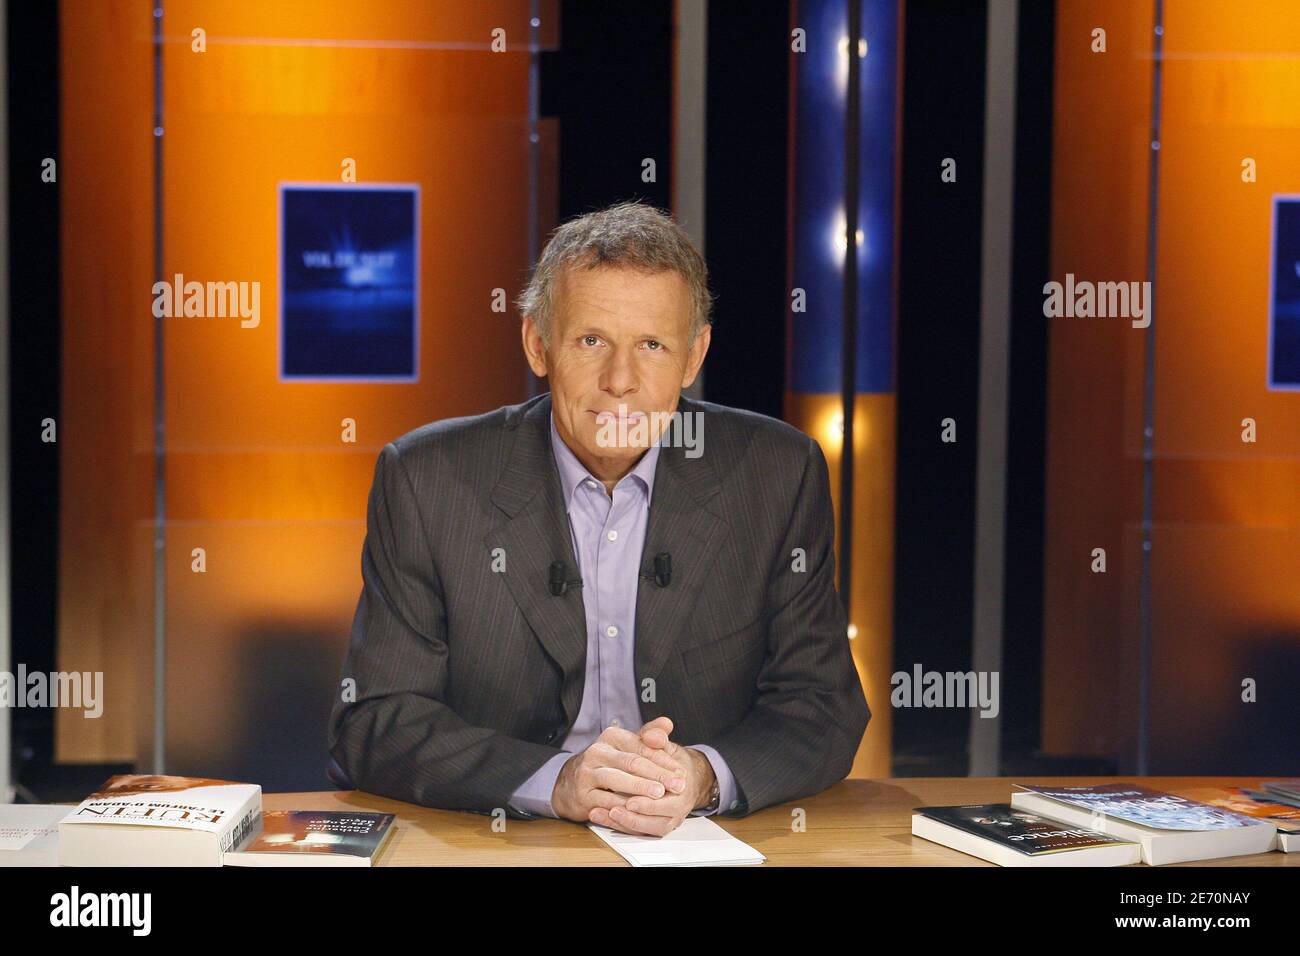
left=328, top=201, right=869, bottom=837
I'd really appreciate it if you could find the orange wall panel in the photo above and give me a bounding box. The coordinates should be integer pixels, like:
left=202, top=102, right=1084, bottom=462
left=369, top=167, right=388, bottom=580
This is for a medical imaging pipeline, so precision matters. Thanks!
left=1045, top=0, right=1300, bottom=770
left=160, top=1, right=536, bottom=777
left=1146, top=0, right=1300, bottom=773
left=58, top=1, right=542, bottom=771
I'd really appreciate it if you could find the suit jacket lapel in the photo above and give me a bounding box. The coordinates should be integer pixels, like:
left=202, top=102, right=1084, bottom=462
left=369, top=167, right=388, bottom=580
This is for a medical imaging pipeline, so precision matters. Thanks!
left=634, top=397, right=729, bottom=687
left=485, top=393, right=589, bottom=727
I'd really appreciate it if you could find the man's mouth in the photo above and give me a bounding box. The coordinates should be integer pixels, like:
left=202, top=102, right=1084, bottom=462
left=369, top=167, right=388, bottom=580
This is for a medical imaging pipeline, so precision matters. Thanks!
left=592, top=409, right=647, bottom=424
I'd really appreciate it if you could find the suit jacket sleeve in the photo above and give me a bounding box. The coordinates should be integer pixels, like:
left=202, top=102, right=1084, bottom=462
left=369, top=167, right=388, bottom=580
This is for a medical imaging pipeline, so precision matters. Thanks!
left=702, top=435, right=871, bottom=815
left=328, top=442, right=561, bottom=814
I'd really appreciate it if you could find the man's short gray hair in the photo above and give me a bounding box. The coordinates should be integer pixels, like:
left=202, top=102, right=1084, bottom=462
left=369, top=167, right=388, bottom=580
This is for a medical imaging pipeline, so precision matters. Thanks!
left=516, top=201, right=714, bottom=348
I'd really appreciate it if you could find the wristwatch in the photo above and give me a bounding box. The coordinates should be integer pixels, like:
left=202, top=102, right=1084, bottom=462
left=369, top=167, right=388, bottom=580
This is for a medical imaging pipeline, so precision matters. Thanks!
left=702, top=778, right=720, bottom=813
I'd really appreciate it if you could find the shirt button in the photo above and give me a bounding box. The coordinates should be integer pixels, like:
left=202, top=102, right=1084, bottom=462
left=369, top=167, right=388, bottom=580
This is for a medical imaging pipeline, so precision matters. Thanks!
left=610, top=718, right=622, bottom=728
left=606, top=625, right=619, bottom=638
left=607, top=529, right=618, bottom=541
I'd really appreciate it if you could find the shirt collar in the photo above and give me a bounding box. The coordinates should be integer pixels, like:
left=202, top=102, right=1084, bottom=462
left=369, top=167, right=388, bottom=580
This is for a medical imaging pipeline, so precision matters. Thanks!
left=549, top=409, right=661, bottom=512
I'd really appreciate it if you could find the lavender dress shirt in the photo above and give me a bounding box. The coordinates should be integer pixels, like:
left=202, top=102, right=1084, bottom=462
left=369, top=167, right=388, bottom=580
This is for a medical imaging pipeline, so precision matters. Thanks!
left=506, top=412, right=739, bottom=819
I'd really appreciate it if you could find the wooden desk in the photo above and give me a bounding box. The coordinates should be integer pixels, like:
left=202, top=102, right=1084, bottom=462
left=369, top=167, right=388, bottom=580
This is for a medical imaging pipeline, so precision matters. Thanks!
left=264, top=776, right=1298, bottom=866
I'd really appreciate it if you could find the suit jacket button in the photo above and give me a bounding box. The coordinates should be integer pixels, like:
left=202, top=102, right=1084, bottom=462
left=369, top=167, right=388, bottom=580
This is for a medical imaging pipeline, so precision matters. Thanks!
left=546, top=730, right=558, bottom=742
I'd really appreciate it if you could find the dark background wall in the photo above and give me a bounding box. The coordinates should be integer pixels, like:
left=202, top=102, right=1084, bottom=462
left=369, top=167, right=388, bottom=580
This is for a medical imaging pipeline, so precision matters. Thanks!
left=7, top=0, right=88, bottom=799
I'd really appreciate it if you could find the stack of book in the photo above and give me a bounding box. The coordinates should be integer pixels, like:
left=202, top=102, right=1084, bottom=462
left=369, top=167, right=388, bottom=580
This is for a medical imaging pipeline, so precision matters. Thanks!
left=913, top=782, right=1288, bottom=866
left=1179, top=781, right=1300, bottom=853
left=910, top=803, right=1141, bottom=867
left=59, top=774, right=261, bottom=866
left=0, top=774, right=395, bottom=867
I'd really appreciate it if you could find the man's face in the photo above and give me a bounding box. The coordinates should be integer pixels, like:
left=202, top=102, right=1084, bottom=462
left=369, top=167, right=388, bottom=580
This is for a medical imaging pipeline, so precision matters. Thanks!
left=522, top=263, right=710, bottom=481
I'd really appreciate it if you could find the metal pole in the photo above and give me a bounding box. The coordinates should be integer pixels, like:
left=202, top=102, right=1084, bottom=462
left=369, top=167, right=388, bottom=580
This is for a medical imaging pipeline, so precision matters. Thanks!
left=151, top=4, right=167, bottom=773
left=969, top=0, right=1018, bottom=776
left=1136, top=0, right=1165, bottom=775
left=839, top=0, right=861, bottom=608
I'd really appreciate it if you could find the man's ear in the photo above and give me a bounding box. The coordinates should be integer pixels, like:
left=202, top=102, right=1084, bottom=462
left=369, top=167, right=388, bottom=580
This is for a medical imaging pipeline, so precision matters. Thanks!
left=681, top=323, right=711, bottom=388
left=521, top=315, right=548, bottom=377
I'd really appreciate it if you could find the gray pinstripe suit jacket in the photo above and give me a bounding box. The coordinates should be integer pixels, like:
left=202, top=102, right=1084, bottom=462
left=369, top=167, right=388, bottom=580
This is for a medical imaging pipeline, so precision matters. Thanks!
left=327, top=391, right=870, bottom=818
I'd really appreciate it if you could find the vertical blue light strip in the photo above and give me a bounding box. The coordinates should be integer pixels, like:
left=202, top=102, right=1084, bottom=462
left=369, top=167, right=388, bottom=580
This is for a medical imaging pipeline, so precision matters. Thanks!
left=791, top=0, right=898, bottom=395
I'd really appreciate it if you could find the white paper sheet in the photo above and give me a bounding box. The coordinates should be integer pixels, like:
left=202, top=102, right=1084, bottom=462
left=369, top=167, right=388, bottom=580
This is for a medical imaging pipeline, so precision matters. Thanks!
left=589, top=816, right=765, bottom=867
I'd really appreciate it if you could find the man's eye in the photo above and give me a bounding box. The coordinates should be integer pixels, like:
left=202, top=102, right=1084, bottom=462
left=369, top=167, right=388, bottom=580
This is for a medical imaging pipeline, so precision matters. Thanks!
left=645, top=340, right=662, bottom=350
left=581, top=335, right=600, bottom=346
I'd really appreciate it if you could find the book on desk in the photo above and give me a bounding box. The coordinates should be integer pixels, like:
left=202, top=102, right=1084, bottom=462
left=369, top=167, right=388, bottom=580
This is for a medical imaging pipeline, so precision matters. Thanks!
left=5, top=774, right=1297, bottom=868
left=21, top=775, right=392, bottom=867
left=913, top=782, right=1289, bottom=866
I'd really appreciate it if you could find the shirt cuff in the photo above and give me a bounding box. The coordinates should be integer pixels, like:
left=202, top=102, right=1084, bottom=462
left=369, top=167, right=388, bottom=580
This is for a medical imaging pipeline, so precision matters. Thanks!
left=507, top=752, right=571, bottom=819
left=687, top=744, right=739, bottom=816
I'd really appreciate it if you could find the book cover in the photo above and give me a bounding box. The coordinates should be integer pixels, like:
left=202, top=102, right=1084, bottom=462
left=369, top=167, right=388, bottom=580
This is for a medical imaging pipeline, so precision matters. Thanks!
left=916, top=804, right=1134, bottom=856
left=1179, top=787, right=1300, bottom=833
left=1014, top=783, right=1259, bottom=831
left=61, top=774, right=261, bottom=853
left=1262, top=779, right=1300, bottom=802
left=226, top=810, right=395, bottom=865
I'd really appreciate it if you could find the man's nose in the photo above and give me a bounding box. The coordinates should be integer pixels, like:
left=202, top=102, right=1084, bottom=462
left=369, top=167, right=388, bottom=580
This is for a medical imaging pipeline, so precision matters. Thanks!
left=599, top=347, right=639, bottom=395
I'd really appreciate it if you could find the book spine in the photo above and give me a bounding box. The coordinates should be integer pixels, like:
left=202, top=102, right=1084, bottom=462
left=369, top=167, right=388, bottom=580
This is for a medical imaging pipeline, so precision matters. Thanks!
left=220, top=795, right=262, bottom=855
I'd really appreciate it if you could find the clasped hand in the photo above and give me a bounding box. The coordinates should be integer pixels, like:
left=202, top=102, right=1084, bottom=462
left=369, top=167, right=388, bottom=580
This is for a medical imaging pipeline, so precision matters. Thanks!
left=551, top=716, right=715, bottom=836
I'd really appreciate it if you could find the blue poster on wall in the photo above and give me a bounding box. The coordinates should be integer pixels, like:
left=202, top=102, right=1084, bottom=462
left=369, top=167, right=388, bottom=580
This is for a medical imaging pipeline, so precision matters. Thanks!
left=279, top=184, right=419, bottom=381
left=1269, top=195, right=1300, bottom=390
